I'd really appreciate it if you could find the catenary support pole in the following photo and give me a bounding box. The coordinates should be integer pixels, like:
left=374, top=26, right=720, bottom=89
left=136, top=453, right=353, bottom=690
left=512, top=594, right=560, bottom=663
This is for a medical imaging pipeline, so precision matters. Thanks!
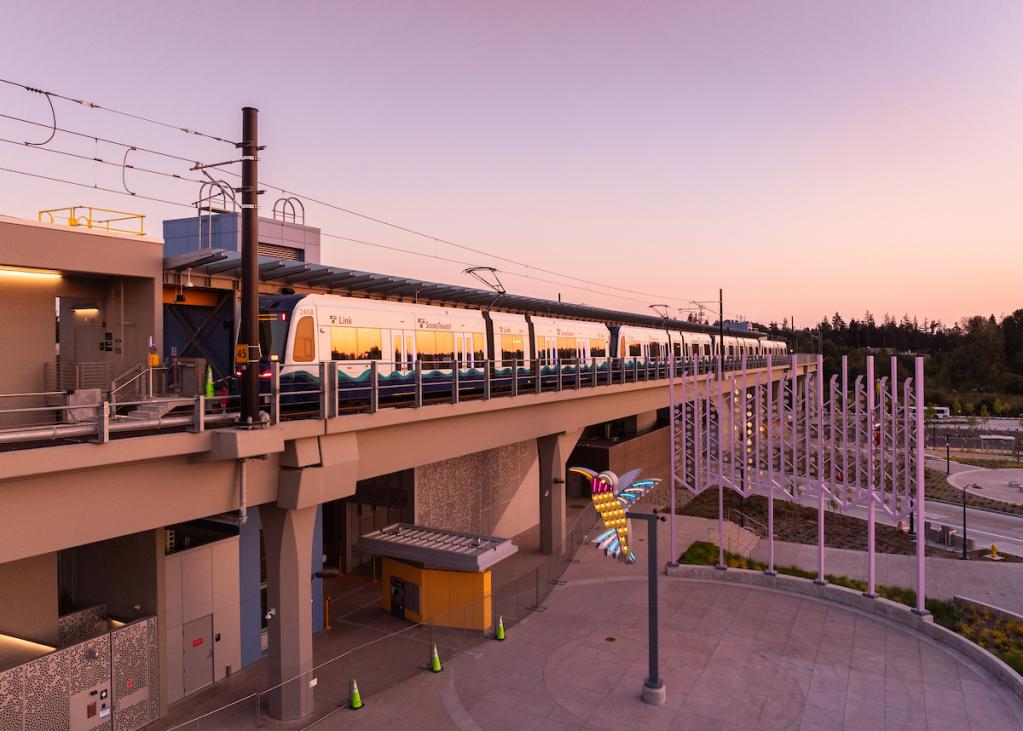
left=240, top=106, right=260, bottom=425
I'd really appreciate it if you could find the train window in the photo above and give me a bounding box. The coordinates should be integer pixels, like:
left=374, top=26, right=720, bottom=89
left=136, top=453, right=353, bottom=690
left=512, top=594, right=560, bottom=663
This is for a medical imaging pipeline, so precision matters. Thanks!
left=629, top=340, right=642, bottom=358
left=619, top=338, right=626, bottom=358
left=330, top=327, right=382, bottom=360
left=590, top=339, right=606, bottom=358
left=471, top=332, right=485, bottom=363
left=393, top=334, right=402, bottom=365
left=500, top=334, right=524, bottom=367
left=417, top=331, right=454, bottom=368
left=556, top=337, right=576, bottom=361
left=292, top=316, right=315, bottom=362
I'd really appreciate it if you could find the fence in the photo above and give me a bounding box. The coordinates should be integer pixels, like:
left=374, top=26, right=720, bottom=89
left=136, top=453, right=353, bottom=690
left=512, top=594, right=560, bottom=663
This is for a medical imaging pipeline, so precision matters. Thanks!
left=165, top=505, right=599, bottom=731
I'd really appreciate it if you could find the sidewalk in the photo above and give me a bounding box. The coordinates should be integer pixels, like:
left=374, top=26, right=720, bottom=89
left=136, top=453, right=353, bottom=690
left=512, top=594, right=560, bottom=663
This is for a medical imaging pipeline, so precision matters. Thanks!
left=749, top=540, right=1023, bottom=615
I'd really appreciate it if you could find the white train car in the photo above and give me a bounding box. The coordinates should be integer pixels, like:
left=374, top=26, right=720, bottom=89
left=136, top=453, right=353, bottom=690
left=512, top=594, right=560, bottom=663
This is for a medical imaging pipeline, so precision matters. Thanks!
left=530, top=316, right=611, bottom=367
left=485, top=311, right=531, bottom=371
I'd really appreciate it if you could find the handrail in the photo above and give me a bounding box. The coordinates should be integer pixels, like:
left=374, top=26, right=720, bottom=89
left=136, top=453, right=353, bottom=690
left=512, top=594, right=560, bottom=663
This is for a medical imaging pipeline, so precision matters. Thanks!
left=0, top=355, right=805, bottom=447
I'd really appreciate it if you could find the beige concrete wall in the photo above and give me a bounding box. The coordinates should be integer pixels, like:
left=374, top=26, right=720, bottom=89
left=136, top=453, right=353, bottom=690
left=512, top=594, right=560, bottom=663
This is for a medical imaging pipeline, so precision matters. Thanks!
left=0, top=278, right=58, bottom=425
left=0, top=552, right=58, bottom=645
left=415, top=440, right=539, bottom=537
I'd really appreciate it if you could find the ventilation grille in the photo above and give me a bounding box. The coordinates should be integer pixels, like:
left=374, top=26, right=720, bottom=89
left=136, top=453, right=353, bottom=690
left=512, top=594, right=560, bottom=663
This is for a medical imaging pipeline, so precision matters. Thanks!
left=258, top=243, right=303, bottom=261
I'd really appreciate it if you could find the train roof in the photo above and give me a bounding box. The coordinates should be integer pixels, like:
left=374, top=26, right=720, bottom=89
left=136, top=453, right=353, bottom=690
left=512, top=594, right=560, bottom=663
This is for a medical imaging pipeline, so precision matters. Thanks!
left=166, top=248, right=762, bottom=340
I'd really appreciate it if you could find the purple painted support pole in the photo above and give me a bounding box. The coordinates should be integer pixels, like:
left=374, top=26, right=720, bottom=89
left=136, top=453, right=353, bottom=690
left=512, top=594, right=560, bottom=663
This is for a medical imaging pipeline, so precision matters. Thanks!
left=668, top=354, right=678, bottom=565
left=865, top=356, right=877, bottom=598
left=716, top=360, right=726, bottom=570
left=841, top=356, right=848, bottom=502
left=891, top=356, right=898, bottom=513
left=914, top=356, right=927, bottom=615
left=766, top=354, right=776, bottom=575
left=816, top=354, right=826, bottom=585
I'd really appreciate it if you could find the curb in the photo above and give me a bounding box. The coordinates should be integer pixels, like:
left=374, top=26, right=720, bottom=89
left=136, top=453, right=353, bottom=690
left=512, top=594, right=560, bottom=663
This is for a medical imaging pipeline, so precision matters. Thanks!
left=666, top=563, right=1023, bottom=703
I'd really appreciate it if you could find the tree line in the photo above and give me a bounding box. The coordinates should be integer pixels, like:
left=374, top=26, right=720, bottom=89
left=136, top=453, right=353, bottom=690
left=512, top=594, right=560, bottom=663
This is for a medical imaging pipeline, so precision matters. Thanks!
left=746, top=310, right=1023, bottom=416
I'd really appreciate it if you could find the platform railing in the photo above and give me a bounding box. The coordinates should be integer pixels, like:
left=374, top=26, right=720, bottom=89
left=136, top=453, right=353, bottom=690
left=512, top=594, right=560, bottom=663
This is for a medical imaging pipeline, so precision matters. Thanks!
left=0, top=355, right=804, bottom=446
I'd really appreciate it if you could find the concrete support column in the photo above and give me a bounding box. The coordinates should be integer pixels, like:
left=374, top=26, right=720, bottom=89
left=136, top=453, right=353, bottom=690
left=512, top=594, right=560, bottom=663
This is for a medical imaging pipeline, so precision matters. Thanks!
left=537, top=430, right=583, bottom=555
left=261, top=504, right=317, bottom=721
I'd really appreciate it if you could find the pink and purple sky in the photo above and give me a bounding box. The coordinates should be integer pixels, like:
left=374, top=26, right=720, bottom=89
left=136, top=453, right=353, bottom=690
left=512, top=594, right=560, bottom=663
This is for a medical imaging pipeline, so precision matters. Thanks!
left=1, top=1, right=1020, bottom=326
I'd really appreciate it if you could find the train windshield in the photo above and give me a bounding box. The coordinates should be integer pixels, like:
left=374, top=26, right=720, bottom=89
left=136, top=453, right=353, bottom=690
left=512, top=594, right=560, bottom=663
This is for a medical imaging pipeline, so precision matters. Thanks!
left=258, top=312, right=289, bottom=362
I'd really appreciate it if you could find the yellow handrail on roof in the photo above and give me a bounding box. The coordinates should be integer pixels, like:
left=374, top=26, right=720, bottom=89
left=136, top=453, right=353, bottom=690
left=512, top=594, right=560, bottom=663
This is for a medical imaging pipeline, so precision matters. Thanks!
left=38, top=206, right=145, bottom=236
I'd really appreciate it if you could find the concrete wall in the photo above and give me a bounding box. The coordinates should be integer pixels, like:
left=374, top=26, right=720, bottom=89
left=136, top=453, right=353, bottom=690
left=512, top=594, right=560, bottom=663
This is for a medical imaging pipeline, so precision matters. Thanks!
left=164, top=537, right=242, bottom=705
left=0, top=553, right=58, bottom=646
left=414, top=440, right=539, bottom=538
left=0, top=277, right=57, bottom=424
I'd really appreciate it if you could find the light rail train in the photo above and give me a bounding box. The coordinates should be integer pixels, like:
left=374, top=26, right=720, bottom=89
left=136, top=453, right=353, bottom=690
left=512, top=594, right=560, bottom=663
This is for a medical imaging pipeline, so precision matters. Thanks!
left=251, top=293, right=787, bottom=402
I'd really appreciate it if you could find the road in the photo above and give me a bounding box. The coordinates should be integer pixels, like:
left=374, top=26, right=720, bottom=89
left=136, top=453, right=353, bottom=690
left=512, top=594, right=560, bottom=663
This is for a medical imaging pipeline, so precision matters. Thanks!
left=752, top=486, right=1023, bottom=556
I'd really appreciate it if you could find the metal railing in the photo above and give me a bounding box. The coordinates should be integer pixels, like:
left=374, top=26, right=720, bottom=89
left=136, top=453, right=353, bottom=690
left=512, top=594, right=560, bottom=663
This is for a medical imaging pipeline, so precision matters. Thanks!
left=1, top=355, right=805, bottom=447
left=163, top=505, right=599, bottom=731
left=38, top=205, right=146, bottom=235
left=110, top=365, right=168, bottom=406
left=43, top=360, right=111, bottom=392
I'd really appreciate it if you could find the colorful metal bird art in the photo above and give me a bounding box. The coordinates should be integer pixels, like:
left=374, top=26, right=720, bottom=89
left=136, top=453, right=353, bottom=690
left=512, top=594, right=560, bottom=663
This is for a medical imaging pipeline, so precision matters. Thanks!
left=569, top=467, right=661, bottom=564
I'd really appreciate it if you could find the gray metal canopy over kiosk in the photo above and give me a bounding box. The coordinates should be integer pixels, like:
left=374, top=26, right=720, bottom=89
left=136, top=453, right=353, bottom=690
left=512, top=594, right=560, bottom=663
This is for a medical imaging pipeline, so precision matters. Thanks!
left=355, top=524, right=518, bottom=631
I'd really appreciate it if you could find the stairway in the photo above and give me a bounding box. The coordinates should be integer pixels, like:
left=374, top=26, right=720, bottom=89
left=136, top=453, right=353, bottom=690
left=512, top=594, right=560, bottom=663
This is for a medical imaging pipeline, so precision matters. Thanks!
left=123, top=397, right=183, bottom=420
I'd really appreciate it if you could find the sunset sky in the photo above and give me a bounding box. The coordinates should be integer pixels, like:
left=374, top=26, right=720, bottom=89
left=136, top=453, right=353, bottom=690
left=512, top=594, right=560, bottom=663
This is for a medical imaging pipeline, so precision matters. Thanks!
left=1, top=1, right=1020, bottom=326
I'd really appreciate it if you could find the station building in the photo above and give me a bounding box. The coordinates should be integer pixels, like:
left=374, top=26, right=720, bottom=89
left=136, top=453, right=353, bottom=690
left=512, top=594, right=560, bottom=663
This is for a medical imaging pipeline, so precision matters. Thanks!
left=0, top=204, right=728, bottom=729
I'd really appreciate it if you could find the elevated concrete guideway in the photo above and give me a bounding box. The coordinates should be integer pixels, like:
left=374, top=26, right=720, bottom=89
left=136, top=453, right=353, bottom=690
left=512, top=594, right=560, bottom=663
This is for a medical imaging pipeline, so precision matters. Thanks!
left=0, top=361, right=807, bottom=564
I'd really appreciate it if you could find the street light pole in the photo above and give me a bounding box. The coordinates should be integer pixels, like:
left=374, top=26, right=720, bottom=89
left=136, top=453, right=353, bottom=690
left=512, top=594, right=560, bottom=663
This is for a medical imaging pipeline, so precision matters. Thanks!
left=632, top=512, right=665, bottom=705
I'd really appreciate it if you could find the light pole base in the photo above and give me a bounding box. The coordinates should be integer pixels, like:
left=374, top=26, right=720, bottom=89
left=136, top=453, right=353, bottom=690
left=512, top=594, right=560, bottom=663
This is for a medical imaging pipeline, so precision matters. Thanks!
left=714, top=564, right=727, bottom=571
left=642, top=679, right=666, bottom=705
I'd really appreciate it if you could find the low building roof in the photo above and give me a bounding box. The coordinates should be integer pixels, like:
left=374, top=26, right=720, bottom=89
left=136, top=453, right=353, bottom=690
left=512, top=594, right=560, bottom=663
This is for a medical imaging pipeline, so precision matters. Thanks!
left=354, top=523, right=518, bottom=572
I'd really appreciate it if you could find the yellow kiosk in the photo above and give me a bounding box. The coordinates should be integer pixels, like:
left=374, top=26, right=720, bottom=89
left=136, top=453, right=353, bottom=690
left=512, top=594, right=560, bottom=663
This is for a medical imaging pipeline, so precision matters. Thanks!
left=355, top=524, right=518, bottom=632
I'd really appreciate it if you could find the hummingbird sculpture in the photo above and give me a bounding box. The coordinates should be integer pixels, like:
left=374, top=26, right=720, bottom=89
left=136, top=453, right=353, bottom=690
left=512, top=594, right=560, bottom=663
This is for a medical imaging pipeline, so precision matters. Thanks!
left=569, top=467, right=661, bottom=563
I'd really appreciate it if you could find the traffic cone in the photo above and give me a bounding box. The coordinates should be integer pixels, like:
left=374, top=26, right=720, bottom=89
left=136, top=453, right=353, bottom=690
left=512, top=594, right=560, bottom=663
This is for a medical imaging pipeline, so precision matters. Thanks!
left=350, top=678, right=363, bottom=710
left=205, top=366, right=214, bottom=399
left=430, top=644, right=443, bottom=673
left=495, top=616, right=505, bottom=641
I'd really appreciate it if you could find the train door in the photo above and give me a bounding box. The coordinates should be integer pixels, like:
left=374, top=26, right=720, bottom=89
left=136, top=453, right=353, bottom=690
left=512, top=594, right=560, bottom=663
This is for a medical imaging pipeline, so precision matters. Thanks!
left=403, top=332, right=416, bottom=371
left=455, top=333, right=465, bottom=370
left=464, top=333, right=475, bottom=369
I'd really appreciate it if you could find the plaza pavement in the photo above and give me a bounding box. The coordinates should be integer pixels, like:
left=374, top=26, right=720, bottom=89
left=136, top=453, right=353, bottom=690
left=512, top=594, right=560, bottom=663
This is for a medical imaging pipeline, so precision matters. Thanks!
left=305, top=519, right=1023, bottom=731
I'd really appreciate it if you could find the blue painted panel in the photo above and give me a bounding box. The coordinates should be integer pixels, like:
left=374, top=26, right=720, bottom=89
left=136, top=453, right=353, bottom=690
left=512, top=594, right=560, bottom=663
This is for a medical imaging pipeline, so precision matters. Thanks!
left=238, top=506, right=263, bottom=667
left=312, top=505, right=324, bottom=633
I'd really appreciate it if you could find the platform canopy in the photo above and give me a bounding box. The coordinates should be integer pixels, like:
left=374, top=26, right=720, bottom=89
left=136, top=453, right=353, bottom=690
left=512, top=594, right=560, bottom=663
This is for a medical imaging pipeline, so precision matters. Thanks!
left=354, top=523, right=518, bottom=573
left=164, top=247, right=755, bottom=335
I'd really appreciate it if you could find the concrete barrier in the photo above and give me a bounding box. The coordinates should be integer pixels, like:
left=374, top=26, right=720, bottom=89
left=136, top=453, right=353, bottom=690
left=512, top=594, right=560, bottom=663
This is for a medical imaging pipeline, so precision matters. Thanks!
left=666, top=563, right=1023, bottom=702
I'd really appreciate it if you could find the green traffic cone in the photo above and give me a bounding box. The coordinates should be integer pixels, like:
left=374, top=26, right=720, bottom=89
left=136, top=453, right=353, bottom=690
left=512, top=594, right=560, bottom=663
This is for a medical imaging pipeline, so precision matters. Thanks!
left=205, top=366, right=214, bottom=399
left=350, top=678, right=363, bottom=710
left=430, top=643, right=443, bottom=673
left=495, top=615, right=505, bottom=641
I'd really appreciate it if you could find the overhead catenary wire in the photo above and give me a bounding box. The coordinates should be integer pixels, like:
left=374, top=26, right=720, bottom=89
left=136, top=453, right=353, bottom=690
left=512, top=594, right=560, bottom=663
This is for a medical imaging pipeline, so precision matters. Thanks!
left=0, top=112, right=206, bottom=166
left=0, top=86, right=733, bottom=313
left=0, top=136, right=207, bottom=185
left=0, top=77, right=237, bottom=146
left=0, top=166, right=195, bottom=210
left=2, top=106, right=697, bottom=307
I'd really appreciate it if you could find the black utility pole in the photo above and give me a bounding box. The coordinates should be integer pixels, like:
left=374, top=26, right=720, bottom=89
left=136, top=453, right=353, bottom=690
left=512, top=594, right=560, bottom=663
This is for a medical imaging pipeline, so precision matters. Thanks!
left=240, top=107, right=260, bottom=425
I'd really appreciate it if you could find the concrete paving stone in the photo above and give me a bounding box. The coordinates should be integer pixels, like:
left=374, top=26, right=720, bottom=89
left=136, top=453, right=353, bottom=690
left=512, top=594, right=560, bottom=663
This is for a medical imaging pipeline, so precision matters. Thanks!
left=673, top=708, right=754, bottom=730
left=682, top=677, right=768, bottom=727
left=841, top=711, right=885, bottom=731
